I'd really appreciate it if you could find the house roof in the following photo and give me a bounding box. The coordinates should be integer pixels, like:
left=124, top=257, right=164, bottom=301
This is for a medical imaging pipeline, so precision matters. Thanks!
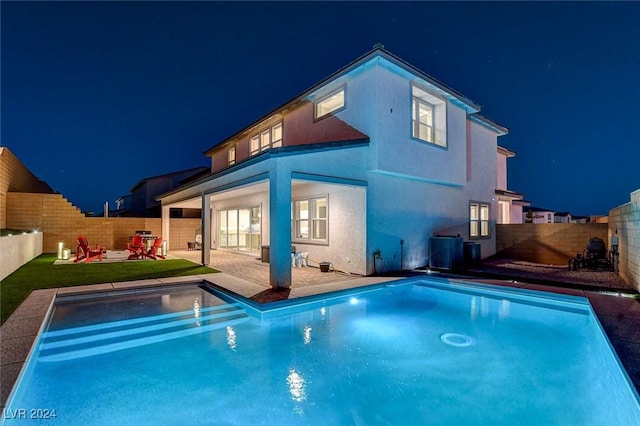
left=470, top=114, right=509, bottom=136
left=526, top=206, right=556, bottom=213
left=204, top=44, right=507, bottom=155
left=159, top=137, right=370, bottom=202
left=497, top=145, right=516, bottom=157
left=494, top=189, right=523, bottom=199
left=129, top=166, right=209, bottom=192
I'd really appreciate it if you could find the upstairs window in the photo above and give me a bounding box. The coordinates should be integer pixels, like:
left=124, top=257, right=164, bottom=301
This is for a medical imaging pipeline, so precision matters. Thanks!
left=250, top=135, right=260, bottom=156
left=271, top=123, right=283, bottom=148
left=228, top=145, right=236, bottom=166
left=249, top=122, right=283, bottom=156
left=470, top=202, right=490, bottom=238
left=411, top=84, right=447, bottom=147
left=412, top=98, right=434, bottom=143
left=260, top=129, right=270, bottom=150
left=315, top=87, right=345, bottom=119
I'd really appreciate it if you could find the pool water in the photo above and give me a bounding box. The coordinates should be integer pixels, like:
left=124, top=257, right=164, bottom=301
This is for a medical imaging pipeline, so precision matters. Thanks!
left=4, top=279, right=640, bottom=425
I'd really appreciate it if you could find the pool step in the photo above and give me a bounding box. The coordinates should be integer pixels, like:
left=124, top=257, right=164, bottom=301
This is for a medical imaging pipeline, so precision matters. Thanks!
left=38, top=303, right=249, bottom=362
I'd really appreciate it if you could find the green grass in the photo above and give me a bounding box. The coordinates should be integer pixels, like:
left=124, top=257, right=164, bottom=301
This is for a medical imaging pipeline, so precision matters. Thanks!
left=1, top=254, right=219, bottom=324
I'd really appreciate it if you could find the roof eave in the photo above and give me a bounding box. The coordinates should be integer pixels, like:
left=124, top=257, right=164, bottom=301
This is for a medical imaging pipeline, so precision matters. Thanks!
left=204, top=45, right=485, bottom=155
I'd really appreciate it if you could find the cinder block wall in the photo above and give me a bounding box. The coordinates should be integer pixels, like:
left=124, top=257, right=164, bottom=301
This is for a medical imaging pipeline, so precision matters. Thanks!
left=609, top=189, right=640, bottom=291
left=496, top=223, right=608, bottom=265
left=1, top=147, right=55, bottom=229
left=7, top=193, right=201, bottom=253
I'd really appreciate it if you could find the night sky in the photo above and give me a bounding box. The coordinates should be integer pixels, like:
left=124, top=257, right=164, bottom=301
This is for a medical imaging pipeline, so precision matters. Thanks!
left=2, top=1, right=639, bottom=216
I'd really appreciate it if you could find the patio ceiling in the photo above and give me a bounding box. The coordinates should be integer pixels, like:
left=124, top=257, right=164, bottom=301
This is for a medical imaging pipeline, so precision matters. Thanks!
left=165, top=180, right=315, bottom=210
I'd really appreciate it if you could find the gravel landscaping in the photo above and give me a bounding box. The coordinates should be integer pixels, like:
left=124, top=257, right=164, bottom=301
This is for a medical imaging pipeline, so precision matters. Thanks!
left=467, top=257, right=635, bottom=292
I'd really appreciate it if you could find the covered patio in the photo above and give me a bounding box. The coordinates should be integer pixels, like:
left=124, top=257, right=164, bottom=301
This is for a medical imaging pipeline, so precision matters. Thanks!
left=169, top=248, right=392, bottom=299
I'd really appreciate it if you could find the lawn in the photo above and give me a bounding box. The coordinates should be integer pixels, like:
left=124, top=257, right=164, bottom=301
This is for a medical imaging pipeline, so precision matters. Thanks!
left=1, top=254, right=219, bottom=324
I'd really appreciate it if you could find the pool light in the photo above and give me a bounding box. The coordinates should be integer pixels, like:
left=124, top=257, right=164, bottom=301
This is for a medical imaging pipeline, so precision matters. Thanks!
left=286, top=369, right=306, bottom=402
left=349, top=297, right=358, bottom=305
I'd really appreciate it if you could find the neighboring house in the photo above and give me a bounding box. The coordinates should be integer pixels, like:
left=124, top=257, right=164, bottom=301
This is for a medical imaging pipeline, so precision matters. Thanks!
left=124, top=167, right=209, bottom=217
left=571, top=215, right=590, bottom=224
left=113, top=194, right=132, bottom=216
left=158, top=45, right=516, bottom=288
left=524, top=207, right=555, bottom=224
left=554, top=212, right=572, bottom=223
left=495, top=146, right=525, bottom=224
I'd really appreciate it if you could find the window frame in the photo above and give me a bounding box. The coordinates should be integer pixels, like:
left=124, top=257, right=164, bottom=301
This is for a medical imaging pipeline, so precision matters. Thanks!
left=469, top=201, right=490, bottom=239
left=250, top=135, right=260, bottom=156
left=292, top=195, right=329, bottom=244
left=271, top=122, right=283, bottom=148
left=249, top=122, right=283, bottom=156
left=412, top=97, right=435, bottom=143
left=411, top=84, right=447, bottom=148
left=314, top=86, right=346, bottom=120
left=228, top=145, right=236, bottom=166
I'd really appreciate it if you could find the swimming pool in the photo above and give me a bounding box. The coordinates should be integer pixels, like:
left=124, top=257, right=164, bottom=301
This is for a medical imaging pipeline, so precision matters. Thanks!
left=4, top=278, right=640, bottom=425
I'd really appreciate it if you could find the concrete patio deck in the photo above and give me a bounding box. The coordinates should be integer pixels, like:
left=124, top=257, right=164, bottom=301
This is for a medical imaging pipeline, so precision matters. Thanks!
left=1, top=249, right=639, bottom=409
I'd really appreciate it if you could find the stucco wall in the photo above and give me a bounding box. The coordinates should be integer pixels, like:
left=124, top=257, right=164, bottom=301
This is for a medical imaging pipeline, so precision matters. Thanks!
left=0, top=231, right=43, bottom=281
left=496, top=223, right=609, bottom=265
left=291, top=181, right=366, bottom=275
left=608, top=189, right=640, bottom=291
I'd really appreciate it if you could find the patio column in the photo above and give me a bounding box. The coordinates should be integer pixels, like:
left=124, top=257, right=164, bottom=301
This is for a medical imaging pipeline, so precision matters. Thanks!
left=201, top=193, right=211, bottom=266
left=161, top=205, right=170, bottom=248
left=269, top=167, right=292, bottom=288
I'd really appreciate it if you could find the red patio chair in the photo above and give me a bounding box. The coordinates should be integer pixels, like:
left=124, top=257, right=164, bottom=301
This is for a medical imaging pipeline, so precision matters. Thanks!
left=74, top=235, right=103, bottom=263
left=145, top=237, right=165, bottom=260
left=126, top=235, right=145, bottom=260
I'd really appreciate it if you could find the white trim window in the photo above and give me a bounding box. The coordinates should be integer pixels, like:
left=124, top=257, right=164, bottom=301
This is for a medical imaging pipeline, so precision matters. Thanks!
left=470, top=202, right=490, bottom=238
left=228, top=145, right=236, bottom=166
left=315, top=87, right=345, bottom=119
left=250, top=135, right=260, bottom=156
left=271, top=122, right=283, bottom=148
left=249, top=122, right=283, bottom=156
left=293, top=196, right=328, bottom=243
left=411, top=84, right=447, bottom=147
left=412, top=98, right=434, bottom=143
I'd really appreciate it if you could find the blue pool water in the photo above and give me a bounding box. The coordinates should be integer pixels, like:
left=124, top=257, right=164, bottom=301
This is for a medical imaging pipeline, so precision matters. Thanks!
left=4, top=279, right=640, bottom=425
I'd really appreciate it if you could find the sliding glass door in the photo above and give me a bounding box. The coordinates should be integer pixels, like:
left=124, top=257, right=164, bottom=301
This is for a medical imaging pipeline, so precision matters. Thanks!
left=218, top=207, right=261, bottom=253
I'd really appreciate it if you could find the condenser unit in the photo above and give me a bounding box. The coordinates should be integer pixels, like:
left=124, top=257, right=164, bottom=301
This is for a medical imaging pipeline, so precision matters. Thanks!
left=429, top=236, right=464, bottom=271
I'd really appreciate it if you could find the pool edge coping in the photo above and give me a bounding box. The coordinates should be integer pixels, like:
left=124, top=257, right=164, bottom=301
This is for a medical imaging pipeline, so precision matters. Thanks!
left=2, top=273, right=639, bottom=410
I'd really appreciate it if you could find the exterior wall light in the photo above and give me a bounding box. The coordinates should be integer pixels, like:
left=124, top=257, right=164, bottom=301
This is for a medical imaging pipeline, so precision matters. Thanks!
left=57, top=242, right=64, bottom=260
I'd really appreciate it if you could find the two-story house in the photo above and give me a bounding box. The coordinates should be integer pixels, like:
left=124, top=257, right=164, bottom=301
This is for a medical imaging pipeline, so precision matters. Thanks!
left=158, top=45, right=520, bottom=288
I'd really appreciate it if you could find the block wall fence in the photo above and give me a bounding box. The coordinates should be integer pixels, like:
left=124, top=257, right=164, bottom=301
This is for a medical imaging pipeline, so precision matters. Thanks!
left=7, top=187, right=639, bottom=291
left=1, top=147, right=55, bottom=229
left=495, top=223, right=609, bottom=265
left=6, top=193, right=200, bottom=253
left=608, top=189, right=640, bottom=291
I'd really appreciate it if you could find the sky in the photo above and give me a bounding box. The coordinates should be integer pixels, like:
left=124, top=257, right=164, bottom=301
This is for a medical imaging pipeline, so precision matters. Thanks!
left=2, top=1, right=639, bottom=216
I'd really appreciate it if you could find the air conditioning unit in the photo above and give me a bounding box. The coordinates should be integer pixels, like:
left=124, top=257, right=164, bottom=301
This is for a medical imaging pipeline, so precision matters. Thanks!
left=429, top=236, right=464, bottom=271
